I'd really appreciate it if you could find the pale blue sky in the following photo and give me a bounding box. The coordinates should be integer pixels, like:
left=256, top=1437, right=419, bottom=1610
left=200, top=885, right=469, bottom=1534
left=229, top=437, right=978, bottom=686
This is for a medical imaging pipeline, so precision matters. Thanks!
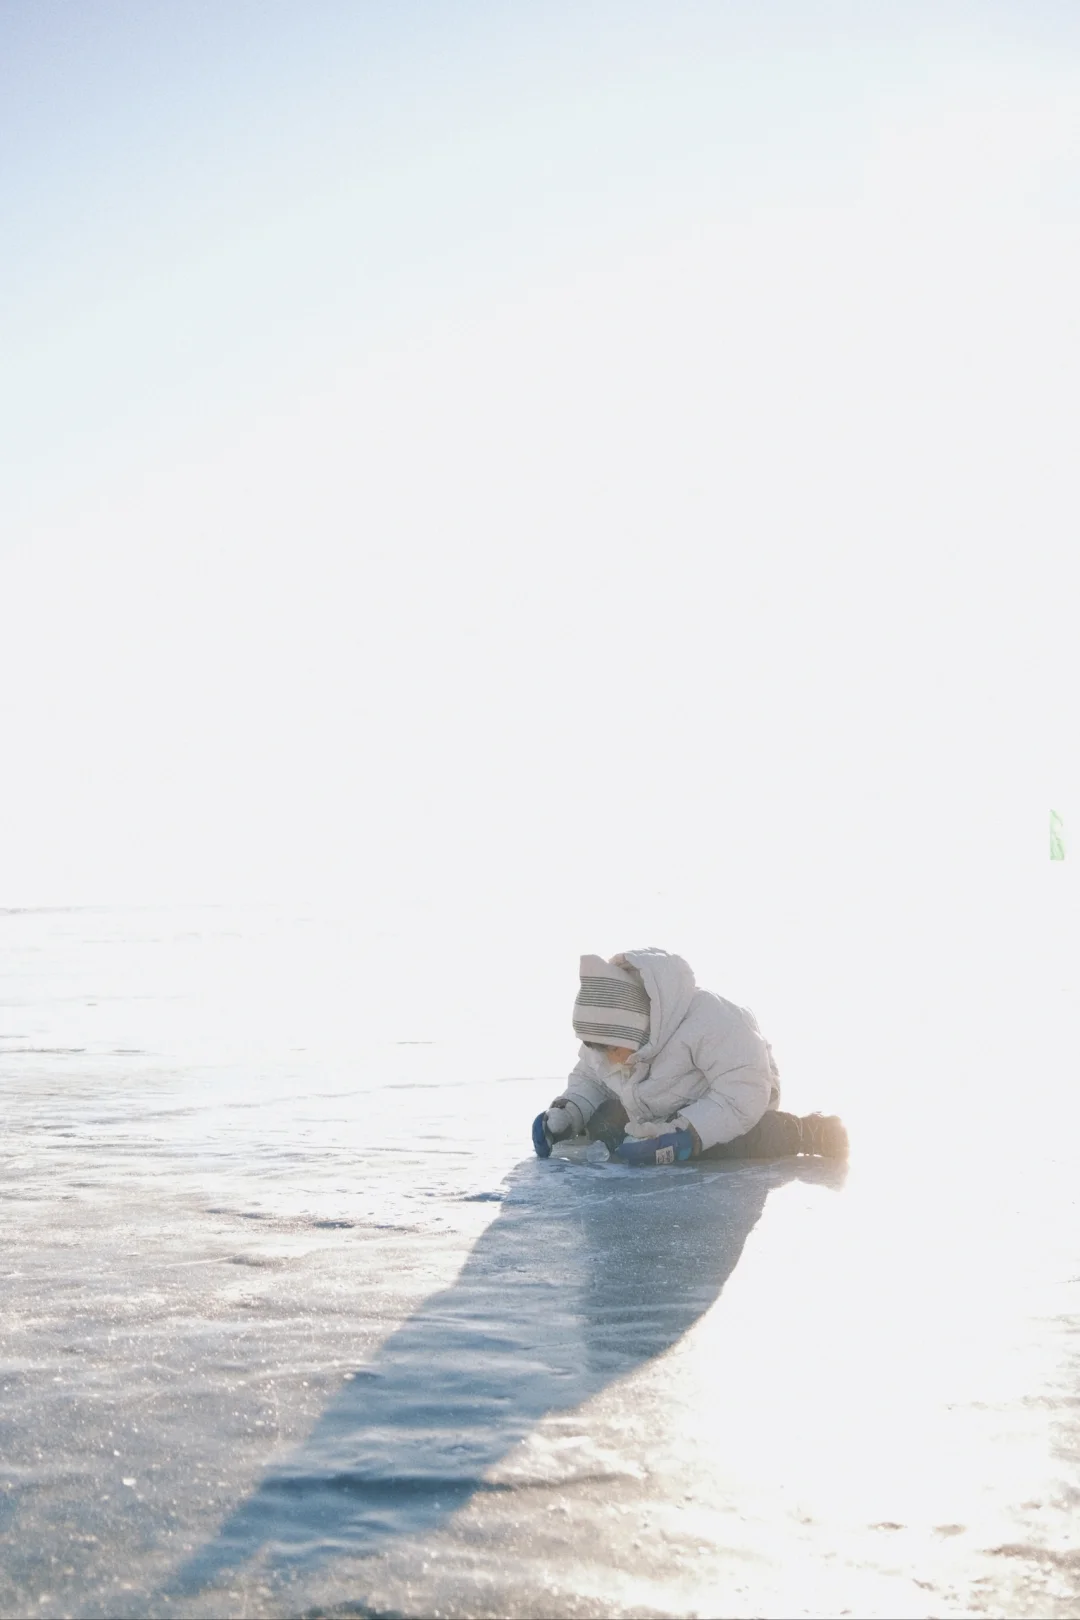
left=5, top=1, right=1075, bottom=491
left=2, top=3, right=1078, bottom=984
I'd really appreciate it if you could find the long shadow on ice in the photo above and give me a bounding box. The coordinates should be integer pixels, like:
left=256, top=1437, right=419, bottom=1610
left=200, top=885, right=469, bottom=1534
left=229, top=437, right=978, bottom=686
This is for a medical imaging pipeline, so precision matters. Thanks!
left=170, top=1155, right=843, bottom=1596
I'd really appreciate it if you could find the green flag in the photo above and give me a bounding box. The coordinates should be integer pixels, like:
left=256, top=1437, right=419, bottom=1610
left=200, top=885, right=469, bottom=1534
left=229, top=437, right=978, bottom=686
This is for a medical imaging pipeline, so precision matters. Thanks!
left=1051, top=809, right=1066, bottom=861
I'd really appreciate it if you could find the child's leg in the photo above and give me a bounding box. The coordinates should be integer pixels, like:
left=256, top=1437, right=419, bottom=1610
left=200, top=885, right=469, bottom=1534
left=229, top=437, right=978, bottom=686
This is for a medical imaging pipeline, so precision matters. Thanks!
left=585, top=1100, right=848, bottom=1161
left=702, top=1111, right=848, bottom=1160
left=700, top=1110, right=802, bottom=1159
left=590, top=1102, right=802, bottom=1158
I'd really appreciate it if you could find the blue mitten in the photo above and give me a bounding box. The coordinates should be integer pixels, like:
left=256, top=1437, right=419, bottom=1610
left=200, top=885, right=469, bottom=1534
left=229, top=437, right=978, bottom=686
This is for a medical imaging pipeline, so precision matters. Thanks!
left=531, top=1112, right=553, bottom=1158
left=614, top=1129, right=695, bottom=1167
left=532, top=1100, right=584, bottom=1159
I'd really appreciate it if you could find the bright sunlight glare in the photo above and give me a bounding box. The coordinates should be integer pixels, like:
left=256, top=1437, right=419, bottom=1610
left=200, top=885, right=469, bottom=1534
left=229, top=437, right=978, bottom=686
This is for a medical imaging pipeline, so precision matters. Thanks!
left=2, top=3, right=1078, bottom=1163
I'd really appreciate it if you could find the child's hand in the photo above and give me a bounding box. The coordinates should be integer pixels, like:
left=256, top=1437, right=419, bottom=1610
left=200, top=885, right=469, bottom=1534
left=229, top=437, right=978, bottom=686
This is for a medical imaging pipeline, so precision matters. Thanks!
left=614, top=1127, right=696, bottom=1166
left=531, top=1098, right=585, bottom=1158
left=544, top=1103, right=580, bottom=1139
left=532, top=1113, right=554, bottom=1157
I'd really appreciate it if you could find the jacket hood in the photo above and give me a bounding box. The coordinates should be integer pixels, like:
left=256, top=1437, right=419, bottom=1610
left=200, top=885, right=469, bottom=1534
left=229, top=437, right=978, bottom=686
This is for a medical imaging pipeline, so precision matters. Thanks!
left=612, top=948, right=697, bottom=1063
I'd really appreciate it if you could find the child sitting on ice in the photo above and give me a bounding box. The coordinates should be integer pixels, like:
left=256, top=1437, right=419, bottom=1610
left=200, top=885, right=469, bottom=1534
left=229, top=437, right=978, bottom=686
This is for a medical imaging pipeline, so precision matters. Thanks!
left=533, top=948, right=848, bottom=1165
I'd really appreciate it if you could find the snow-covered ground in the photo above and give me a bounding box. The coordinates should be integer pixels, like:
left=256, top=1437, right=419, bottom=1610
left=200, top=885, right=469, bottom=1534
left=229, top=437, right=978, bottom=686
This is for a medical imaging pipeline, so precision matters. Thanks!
left=2, top=906, right=1078, bottom=1618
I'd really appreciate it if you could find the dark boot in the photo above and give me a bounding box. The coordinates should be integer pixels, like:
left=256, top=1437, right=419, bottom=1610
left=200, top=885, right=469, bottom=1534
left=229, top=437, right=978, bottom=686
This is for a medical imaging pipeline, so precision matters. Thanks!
left=797, top=1113, right=849, bottom=1158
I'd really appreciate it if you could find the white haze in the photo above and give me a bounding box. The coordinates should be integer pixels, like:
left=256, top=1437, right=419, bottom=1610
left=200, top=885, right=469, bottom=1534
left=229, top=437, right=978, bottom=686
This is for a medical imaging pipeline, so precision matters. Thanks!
left=2, top=2, right=1078, bottom=1107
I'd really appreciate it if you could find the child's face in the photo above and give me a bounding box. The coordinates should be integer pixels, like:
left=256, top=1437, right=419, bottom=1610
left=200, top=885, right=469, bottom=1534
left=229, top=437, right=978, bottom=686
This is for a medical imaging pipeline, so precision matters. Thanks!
left=600, top=1044, right=636, bottom=1065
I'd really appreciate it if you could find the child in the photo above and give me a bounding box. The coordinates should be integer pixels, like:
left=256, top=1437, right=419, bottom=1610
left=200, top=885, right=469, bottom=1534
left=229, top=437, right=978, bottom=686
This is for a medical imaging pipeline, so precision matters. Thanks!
left=533, top=948, right=848, bottom=1165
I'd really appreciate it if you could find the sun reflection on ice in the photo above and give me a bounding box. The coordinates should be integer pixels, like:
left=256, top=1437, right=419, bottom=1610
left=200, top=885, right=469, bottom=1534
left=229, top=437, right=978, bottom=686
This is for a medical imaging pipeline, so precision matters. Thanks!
left=477, top=1105, right=1077, bottom=1616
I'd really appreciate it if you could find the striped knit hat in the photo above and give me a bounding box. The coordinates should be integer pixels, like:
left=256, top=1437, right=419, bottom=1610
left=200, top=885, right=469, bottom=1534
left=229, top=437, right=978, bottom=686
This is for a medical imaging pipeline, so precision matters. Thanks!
left=572, top=954, right=651, bottom=1051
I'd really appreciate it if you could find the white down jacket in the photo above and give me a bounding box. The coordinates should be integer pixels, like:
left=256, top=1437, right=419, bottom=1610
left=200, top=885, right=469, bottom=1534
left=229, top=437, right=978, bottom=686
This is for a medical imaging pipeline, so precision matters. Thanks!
left=558, top=948, right=779, bottom=1152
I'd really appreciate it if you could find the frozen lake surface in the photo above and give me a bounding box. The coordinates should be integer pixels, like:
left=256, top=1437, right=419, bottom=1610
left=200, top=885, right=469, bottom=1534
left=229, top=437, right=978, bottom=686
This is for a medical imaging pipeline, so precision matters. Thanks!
left=2, top=906, right=1078, bottom=1618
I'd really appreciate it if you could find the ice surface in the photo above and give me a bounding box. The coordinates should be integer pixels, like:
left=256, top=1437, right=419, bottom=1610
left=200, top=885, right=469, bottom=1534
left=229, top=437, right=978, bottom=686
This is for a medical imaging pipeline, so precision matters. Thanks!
left=2, top=906, right=1078, bottom=1618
